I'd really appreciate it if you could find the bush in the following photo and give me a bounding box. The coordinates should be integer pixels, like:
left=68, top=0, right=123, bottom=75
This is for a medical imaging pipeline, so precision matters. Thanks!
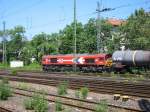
left=24, top=94, right=48, bottom=112
left=95, top=100, right=108, bottom=112
left=0, top=82, right=12, bottom=100
left=34, top=95, right=48, bottom=112
left=80, top=87, right=89, bottom=99
left=55, top=98, right=63, bottom=111
left=24, top=98, right=34, bottom=110
left=57, top=82, right=68, bottom=95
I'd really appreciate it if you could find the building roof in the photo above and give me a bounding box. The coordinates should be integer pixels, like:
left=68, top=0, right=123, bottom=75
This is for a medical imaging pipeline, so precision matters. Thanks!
left=107, top=18, right=125, bottom=26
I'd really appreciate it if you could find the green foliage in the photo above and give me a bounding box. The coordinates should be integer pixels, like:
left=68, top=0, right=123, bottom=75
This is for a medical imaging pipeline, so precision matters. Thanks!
left=24, top=94, right=48, bottom=112
left=32, top=94, right=48, bottom=112
left=24, top=98, right=34, bottom=110
left=0, top=63, right=8, bottom=69
left=80, top=87, right=89, bottom=99
left=11, top=70, right=17, bottom=75
left=95, top=100, right=108, bottom=112
left=121, top=8, right=150, bottom=50
left=7, top=26, right=26, bottom=61
left=21, top=62, right=41, bottom=71
left=57, top=82, right=68, bottom=96
left=75, top=90, right=80, bottom=98
left=55, top=98, right=63, bottom=111
left=2, top=77, right=9, bottom=84
left=0, top=82, right=12, bottom=100
left=18, top=82, right=30, bottom=90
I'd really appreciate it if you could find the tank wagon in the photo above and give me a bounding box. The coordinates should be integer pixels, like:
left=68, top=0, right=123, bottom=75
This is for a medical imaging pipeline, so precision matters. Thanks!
left=112, top=50, right=150, bottom=72
left=42, top=50, right=150, bottom=73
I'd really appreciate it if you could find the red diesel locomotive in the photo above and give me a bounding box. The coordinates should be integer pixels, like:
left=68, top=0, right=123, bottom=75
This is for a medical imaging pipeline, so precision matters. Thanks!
left=42, top=54, right=112, bottom=72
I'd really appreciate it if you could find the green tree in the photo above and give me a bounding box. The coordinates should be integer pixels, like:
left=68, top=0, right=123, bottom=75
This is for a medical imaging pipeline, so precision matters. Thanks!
left=31, top=32, right=58, bottom=62
left=121, top=8, right=150, bottom=50
left=59, top=22, right=84, bottom=54
left=7, top=26, right=26, bottom=61
left=81, top=18, right=97, bottom=53
left=19, top=42, right=36, bottom=65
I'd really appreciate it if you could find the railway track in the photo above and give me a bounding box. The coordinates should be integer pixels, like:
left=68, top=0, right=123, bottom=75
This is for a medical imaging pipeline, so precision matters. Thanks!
left=12, top=87, right=143, bottom=112
left=3, top=70, right=150, bottom=83
left=0, top=72, right=150, bottom=98
left=0, top=106, right=13, bottom=112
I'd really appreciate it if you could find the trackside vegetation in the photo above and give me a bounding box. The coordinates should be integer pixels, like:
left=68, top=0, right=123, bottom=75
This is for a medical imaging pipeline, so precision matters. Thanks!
left=0, top=80, right=12, bottom=100
left=57, top=82, right=68, bottom=96
left=55, top=98, right=64, bottom=111
left=24, top=94, right=48, bottom=112
left=95, top=100, right=108, bottom=112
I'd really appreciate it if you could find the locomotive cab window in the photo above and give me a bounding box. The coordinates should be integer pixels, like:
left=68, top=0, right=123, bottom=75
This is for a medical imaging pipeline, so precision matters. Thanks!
left=99, top=57, right=104, bottom=61
left=50, top=58, right=57, bottom=63
left=85, top=58, right=95, bottom=63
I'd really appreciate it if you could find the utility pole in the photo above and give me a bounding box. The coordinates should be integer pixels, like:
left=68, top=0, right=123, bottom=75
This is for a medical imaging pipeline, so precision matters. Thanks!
left=96, top=1, right=102, bottom=53
left=96, top=1, right=115, bottom=53
left=73, top=0, right=77, bottom=72
left=2, top=21, right=6, bottom=65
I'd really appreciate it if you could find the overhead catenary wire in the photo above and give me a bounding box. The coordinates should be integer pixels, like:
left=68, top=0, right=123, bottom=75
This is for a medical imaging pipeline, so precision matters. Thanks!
left=1, top=0, right=45, bottom=18
left=1, top=0, right=149, bottom=32
left=28, top=1, right=150, bottom=30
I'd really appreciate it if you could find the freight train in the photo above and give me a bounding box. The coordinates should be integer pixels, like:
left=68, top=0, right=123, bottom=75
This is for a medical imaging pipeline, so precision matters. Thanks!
left=42, top=50, right=150, bottom=73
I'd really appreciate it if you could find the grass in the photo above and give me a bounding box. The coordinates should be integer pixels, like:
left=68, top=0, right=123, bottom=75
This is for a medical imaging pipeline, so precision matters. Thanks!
left=20, top=63, right=42, bottom=71
left=18, top=82, right=31, bottom=90
left=10, top=63, right=42, bottom=71
left=0, top=62, right=42, bottom=71
left=0, top=63, right=9, bottom=69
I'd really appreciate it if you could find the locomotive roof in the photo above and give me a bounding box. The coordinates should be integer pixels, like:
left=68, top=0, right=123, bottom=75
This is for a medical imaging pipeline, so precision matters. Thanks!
left=43, top=53, right=111, bottom=57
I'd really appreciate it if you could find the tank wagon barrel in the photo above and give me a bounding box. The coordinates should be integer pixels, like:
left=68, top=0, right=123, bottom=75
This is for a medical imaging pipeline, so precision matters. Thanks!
left=112, top=50, right=150, bottom=66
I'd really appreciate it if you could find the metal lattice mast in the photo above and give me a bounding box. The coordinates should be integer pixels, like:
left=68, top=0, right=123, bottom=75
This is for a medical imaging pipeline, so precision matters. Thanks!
left=96, top=2, right=116, bottom=53
left=2, top=21, right=6, bottom=65
left=96, top=1, right=102, bottom=53
left=74, top=0, right=77, bottom=72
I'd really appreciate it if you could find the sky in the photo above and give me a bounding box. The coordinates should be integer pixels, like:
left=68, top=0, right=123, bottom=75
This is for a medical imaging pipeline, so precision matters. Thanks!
left=0, top=0, right=149, bottom=40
